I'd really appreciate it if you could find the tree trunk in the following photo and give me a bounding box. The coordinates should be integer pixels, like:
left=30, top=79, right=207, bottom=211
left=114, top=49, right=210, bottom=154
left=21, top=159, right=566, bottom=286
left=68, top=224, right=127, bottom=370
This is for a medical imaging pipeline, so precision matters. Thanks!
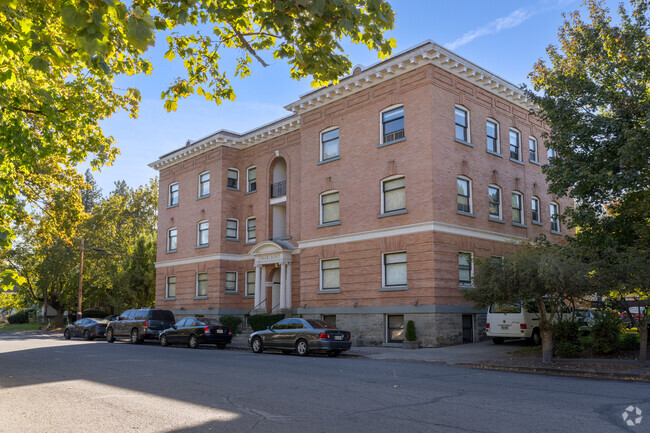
left=55, top=309, right=65, bottom=328
left=639, top=315, right=648, bottom=365
left=540, top=321, right=553, bottom=363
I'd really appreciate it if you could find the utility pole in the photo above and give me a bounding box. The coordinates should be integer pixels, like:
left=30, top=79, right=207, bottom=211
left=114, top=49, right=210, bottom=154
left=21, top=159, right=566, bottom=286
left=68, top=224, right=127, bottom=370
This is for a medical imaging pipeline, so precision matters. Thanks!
left=77, top=238, right=84, bottom=320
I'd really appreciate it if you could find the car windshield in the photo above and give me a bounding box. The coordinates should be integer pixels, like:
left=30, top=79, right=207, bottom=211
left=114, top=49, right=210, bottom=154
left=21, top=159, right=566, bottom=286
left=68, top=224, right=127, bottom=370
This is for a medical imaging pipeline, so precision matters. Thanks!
left=88, top=319, right=108, bottom=324
left=151, top=310, right=175, bottom=322
left=490, top=303, right=522, bottom=314
left=306, top=319, right=335, bottom=329
left=198, top=318, right=219, bottom=326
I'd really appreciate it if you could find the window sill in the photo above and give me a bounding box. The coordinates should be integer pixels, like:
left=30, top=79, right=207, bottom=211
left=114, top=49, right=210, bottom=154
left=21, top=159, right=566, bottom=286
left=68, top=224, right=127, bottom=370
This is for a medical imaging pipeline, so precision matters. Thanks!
left=488, top=217, right=505, bottom=224
left=529, top=159, right=541, bottom=166
left=193, top=296, right=208, bottom=300
left=224, top=291, right=240, bottom=295
left=243, top=295, right=255, bottom=299
left=244, top=241, right=256, bottom=246
left=512, top=222, right=528, bottom=228
left=166, top=204, right=179, bottom=209
left=165, top=250, right=177, bottom=254
left=458, top=285, right=475, bottom=291
left=377, top=209, right=408, bottom=219
left=318, top=289, right=342, bottom=294
left=196, top=194, right=210, bottom=201
left=244, top=190, right=257, bottom=195
left=317, top=155, right=341, bottom=165
left=550, top=230, right=563, bottom=236
left=487, top=150, right=503, bottom=158
left=195, top=244, right=209, bottom=249
left=163, top=297, right=176, bottom=301
left=226, top=187, right=241, bottom=192
left=225, top=238, right=240, bottom=242
left=379, top=285, right=409, bottom=292
left=455, top=138, right=474, bottom=148
left=377, top=136, right=406, bottom=149
left=457, top=210, right=476, bottom=218
left=509, top=158, right=525, bottom=166
left=317, top=221, right=341, bottom=228
left=273, top=236, right=292, bottom=241
left=531, top=220, right=543, bottom=226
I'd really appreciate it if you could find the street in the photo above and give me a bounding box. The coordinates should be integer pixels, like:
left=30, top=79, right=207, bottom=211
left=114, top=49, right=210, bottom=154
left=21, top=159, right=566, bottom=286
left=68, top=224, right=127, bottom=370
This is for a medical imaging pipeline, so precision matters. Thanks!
left=0, top=332, right=648, bottom=433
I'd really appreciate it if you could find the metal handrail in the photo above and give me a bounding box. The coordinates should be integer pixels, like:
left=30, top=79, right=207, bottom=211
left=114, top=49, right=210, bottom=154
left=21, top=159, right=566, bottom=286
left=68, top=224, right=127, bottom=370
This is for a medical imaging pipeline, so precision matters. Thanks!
left=271, top=303, right=280, bottom=312
left=247, top=299, right=267, bottom=316
left=270, top=181, right=286, bottom=198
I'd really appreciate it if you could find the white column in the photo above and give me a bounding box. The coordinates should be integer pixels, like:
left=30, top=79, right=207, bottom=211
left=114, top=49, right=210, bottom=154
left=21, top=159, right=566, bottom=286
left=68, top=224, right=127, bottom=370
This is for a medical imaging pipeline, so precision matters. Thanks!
left=260, top=265, right=267, bottom=305
left=254, top=264, right=261, bottom=308
left=279, top=262, right=287, bottom=309
left=285, top=262, right=292, bottom=310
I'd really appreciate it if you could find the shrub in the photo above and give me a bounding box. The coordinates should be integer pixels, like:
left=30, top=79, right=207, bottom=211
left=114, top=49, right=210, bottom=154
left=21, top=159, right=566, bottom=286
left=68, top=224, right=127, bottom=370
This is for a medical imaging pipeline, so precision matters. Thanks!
left=248, top=313, right=285, bottom=332
left=82, top=309, right=108, bottom=319
left=620, top=332, right=639, bottom=351
left=590, top=311, right=622, bottom=355
left=552, top=320, right=582, bottom=358
left=8, top=310, right=29, bottom=324
left=220, top=315, right=243, bottom=336
left=405, top=320, right=417, bottom=342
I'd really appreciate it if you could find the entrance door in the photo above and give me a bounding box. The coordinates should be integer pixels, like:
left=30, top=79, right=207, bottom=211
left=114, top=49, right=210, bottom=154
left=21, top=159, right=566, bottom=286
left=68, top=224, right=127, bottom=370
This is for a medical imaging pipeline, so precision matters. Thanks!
left=462, top=314, right=474, bottom=343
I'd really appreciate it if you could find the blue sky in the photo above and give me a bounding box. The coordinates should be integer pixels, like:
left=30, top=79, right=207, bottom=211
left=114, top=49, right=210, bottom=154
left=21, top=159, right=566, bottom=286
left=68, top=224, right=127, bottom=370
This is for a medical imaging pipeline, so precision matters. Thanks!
left=92, top=0, right=623, bottom=194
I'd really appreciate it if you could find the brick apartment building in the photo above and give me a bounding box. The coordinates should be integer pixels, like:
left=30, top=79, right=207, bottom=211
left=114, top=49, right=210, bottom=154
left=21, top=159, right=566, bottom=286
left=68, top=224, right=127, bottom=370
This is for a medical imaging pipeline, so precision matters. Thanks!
left=149, top=40, right=572, bottom=347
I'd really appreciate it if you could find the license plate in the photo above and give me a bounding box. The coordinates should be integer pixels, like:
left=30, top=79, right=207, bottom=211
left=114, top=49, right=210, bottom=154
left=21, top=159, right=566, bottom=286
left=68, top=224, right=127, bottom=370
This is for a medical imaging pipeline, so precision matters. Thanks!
left=216, top=329, right=224, bottom=334
left=499, top=325, right=510, bottom=329
left=333, top=335, right=342, bottom=340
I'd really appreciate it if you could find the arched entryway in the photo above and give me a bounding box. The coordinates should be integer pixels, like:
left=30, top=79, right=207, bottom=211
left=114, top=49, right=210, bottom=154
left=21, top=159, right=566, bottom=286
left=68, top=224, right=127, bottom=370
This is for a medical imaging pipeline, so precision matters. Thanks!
left=249, top=240, right=294, bottom=314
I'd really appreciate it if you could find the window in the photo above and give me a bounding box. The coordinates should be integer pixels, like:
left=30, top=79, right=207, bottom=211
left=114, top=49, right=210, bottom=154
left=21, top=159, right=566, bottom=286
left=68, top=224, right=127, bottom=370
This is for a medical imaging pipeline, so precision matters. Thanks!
left=246, top=217, right=256, bottom=243
left=196, top=273, right=208, bottom=297
left=225, top=272, right=237, bottom=292
left=381, top=176, right=406, bottom=214
left=512, top=192, right=523, bottom=224
left=198, top=172, right=210, bottom=197
left=550, top=202, right=560, bottom=232
left=166, top=276, right=176, bottom=298
left=321, top=128, right=340, bottom=161
left=457, top=177, right=472, bottom=213
left=509, top=129, right=521, bottom=161
left=197, top=221, right=209, bottom=246
left=167, top=228, right=177, bottom=251
left=169, top=183, right=179, bottom=207
left=382, top=106, right=404, bottom=143
left=226, top=219, right=238, bottom=240
left=246, top=167, right=257, bottom=192
left=458, top=252, right=473, bottom=286
left=386, top=314, right=405, bottom=343
left=227, top=168, right=239, bottom=189
left=486, top=119, right=499, bottom=153
left=455, top=106, right=469, bottom=142
left=246, top=271, right=255, bottom=296
left=547, top=147, right=556, bottom=161
left=529, top=137, right=538, bottom=162
left=531, top=197, right=541, bottom=223
left=320, top=259, right=340, bottom=291
left=322, top=314, right=337, bottom=327
left=383, top=252, right=407, bottom=287
left=488, top=185, right=502, bottom=219
left=320, top=191, right=340, bottom=224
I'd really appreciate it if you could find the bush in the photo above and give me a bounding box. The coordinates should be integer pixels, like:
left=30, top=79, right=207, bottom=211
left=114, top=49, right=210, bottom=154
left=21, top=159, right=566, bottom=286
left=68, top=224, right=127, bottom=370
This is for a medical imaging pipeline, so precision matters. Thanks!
left=405, top=320, right=417, bottom=341
left=7, top=311, right=29, bottom=324
left=620, top=332, right=639, bottom=351
left=590, top=311, right=622, bottom=355
left=248, top=313, right=285, bottom=332
left=82, top=309, right=108, bottom=319
left=552, top=320, right=582, bottom=358
left=220, top=315, right=243, bottom=336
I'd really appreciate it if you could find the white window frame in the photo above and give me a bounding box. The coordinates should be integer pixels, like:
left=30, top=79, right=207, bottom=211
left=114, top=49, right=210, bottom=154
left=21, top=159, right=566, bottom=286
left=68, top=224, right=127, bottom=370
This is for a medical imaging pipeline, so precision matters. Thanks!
left=245, top=271, right=255, bottom=296
left=320, top=126, right=340, bottom=162
left=379, top=104, right=405, bottom=144
left=529, top=137, right=538, bottom=163
left=380, top=175, right=406, bottom=214
left=486, top=118, right=499, bottom=153
left=454, top=105, right=470, bottom=143
left=320, top=190, right=340, bottom=224
left=196, top=272, right=208, bottom=297
left=550, top=202, right=560, bottom=232
left=198, top=171, right=210, bottom=197
left=227, top=168, right=239, bottom=190
left=488, top=184, right=502, bottom=219
left=382, top=251, right=407, bottom=288
left=197, top=220, right=209, bottom=246
left=167, top=227, right=178, bottom=252
left=531, top=196, right=541, bottom=223
left=168, top=182, right=179, bottom=207
left=509, top=128, right=521, bottom=161
left=457, top=176, right=472, bottom=214
left=512, top=191, right=524, bottom=224
left=246, top=217, right=256, bottom=243
left=246, top=166, right=257, bottom=193
left=225, top=271, right=238, bottom=292
left=166, top=275, right=176, bottom=298
left=226, top=218, right=239, bottom=240
left=458, top=252, right=474, bottom=286
left=320, top=258, right=340, bottom=292
left=547, top=147, right=557, bottom=162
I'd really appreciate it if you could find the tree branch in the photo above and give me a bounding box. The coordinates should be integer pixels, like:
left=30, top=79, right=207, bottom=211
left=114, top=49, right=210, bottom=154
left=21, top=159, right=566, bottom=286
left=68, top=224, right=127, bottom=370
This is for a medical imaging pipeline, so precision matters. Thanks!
left=229, top=26, right=269, bottom=67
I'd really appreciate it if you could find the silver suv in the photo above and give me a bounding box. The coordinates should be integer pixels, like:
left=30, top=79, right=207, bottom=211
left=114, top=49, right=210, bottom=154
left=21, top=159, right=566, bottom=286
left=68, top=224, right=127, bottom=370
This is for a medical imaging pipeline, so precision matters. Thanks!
left=106, top=309, right=175, bottom=344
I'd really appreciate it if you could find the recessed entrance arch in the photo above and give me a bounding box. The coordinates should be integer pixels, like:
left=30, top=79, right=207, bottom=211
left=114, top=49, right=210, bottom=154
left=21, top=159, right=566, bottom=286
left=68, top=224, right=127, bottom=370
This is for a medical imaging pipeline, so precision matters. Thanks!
left=249, top=240, right=294, bottom=313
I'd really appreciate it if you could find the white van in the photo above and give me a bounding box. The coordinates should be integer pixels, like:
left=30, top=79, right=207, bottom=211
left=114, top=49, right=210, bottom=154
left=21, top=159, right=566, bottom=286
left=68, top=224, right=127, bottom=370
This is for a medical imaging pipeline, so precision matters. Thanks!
left=486, top=301, right=573, bottom=344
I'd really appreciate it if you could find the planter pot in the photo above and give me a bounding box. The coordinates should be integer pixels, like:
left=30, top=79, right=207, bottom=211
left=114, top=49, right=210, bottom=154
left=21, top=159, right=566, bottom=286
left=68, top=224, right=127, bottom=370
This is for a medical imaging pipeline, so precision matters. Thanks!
left=402, top=340, right=418, bottom=350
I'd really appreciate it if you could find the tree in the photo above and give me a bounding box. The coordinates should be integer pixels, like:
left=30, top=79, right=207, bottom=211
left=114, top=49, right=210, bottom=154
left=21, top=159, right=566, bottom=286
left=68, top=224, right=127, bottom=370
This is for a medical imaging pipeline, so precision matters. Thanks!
left=81, top=169, right=103, bottom=213
left=1, top=1, right=396, bottom=290
left=464, top=239, right=591, bottom=363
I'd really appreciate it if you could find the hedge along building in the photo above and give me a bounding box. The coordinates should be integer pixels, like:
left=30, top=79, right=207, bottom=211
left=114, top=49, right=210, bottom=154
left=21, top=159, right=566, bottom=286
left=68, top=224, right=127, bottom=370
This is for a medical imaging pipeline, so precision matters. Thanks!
left=149, top=40, right=572, bottom=347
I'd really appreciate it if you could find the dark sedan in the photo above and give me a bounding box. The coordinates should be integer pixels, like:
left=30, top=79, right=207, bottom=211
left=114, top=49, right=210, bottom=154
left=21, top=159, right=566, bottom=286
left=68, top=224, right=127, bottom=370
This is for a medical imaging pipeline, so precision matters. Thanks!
left=159, top=317, right=233, bottom=349
left=249, top=318, right=351, bottom=357
left=64, top=318, right=108, bottom=341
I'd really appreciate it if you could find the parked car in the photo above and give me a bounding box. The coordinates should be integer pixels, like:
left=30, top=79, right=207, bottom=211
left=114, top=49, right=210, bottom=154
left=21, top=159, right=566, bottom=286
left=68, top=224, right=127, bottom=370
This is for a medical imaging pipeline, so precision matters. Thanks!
left=64, top=318, right=108, bottom=341
left=106, top=308, right=175, bottom=344
left=159, top=317, right=233, bottom=349
left=249, top=318, right=351, bottom=357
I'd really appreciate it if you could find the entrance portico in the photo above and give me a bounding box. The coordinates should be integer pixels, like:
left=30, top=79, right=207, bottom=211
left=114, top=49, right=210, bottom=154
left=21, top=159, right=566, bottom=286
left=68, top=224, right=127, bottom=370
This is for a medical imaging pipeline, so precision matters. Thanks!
left=249, top=240, right=294, bottom=314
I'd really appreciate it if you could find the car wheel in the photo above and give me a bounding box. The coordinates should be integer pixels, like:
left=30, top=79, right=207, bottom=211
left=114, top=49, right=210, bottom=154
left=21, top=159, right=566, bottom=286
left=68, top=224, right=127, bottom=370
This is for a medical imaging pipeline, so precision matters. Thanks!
left=189, top=334, right=199, bottom=349
left=83, top=330, right=91, bottom=341
left=64, top=329, right=71, bottom=340
left=130, top=328, right=142, bottom=344
left=160, top=334, right=169, bottom=347
left=327, top=350, right=341, bottom=357
left=296, top=339, right=309, bottom=357
left=492, top=337, right=504, bottom=345
left=529, top=329, right=541, bottom=346
left=216, top=343, right=226, bottom=350
left=106, top=328, right=115, bottom=343
left=251, top=337, right=264, bottom=353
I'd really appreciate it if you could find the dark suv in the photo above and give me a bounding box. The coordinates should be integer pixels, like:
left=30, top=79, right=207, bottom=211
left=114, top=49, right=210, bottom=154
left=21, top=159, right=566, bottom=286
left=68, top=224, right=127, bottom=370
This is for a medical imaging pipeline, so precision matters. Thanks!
left=106, top=309, right=175, bottom=344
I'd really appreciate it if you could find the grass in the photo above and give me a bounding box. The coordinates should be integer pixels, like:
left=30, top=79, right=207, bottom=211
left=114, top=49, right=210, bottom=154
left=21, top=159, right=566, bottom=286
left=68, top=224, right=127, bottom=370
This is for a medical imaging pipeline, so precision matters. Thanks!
left=0, top=323, right=42, bottom=332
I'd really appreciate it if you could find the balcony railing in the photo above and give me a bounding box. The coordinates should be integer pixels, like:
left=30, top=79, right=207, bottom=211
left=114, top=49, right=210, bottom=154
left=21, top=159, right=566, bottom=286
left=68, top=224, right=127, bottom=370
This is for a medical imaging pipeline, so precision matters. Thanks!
left=270, top=181, right=286, bottom=198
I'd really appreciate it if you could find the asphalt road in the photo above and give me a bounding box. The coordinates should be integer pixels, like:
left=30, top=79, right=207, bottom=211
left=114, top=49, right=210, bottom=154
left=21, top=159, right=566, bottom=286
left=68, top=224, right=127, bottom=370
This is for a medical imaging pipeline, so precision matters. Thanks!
left=0, top=332, right=648, bottom=433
